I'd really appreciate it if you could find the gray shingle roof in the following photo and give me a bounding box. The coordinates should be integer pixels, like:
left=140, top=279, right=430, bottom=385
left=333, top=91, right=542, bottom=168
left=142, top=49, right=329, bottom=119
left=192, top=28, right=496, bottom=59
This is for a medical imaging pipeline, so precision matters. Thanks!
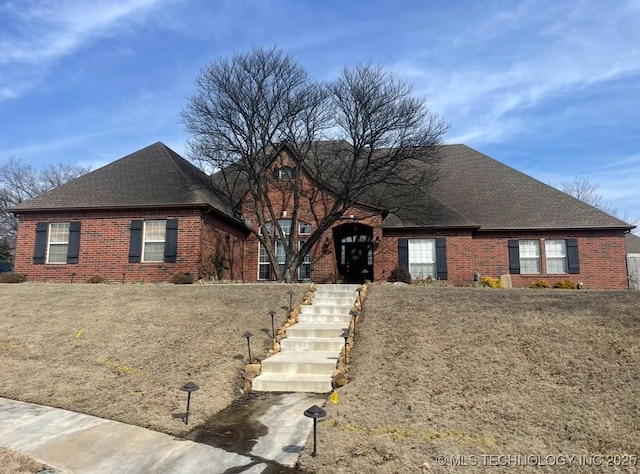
left=11, top=142, right=237, bottom=220
left=424, top=145, right=632, bottom=231
left=627, top=233, right=640, bottom=253
left=11, top=141, right=633, bottom=233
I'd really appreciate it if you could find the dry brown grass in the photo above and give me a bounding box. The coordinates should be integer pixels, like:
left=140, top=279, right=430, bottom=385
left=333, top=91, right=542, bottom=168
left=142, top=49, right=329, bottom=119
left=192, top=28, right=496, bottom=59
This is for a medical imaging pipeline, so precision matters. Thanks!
left=0, top=448, right=45, bottom=474
left=0, top=283, right=309, bottom=437
left=298, top=286, right=640, bottom=473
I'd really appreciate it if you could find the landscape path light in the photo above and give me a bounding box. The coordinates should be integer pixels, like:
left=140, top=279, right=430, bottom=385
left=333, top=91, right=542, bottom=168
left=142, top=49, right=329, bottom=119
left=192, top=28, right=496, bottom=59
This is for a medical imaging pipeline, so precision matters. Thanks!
left=341, top=329, right=350, bottom=365
left=243, top=331, right=253, bottom=363
left=349, top=310, right=358, bottom=340
left=180, top=381, right=199, bottom=425
left=303, top=404, right=327, bottom=457
left=355, top=286, right=362, bottom=307
left=268, top=309, right=276, bottom=342
left=287, top=290, right=295, bottom=314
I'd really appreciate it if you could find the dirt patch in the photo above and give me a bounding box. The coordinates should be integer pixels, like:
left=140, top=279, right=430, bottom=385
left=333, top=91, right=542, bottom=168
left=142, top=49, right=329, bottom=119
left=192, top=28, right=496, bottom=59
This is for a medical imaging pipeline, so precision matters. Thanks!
left=298, top=286, right=640, bottom=473
left=0, top=283, right=308, bottom=437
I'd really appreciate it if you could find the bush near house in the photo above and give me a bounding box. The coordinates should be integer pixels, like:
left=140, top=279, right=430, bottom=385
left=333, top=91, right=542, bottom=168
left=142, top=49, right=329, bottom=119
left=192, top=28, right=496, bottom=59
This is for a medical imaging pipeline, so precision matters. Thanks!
left=0, top=272, right=26, bottom=283
left=387, top=265, right=412, bottom=284
left=553, top=280, right=576, bottom=289
left=480, top=276, right=503, bottom=288
left=169, top=272, right=194, bottom=284
left=530, top=280, right=550, bottom=288
left=87, top=275, right=107, bottom=284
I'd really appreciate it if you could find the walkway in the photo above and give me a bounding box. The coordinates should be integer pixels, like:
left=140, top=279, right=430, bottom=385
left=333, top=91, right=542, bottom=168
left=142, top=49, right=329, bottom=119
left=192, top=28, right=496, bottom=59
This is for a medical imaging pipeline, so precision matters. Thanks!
left=252, top=284, right=359, bottom=393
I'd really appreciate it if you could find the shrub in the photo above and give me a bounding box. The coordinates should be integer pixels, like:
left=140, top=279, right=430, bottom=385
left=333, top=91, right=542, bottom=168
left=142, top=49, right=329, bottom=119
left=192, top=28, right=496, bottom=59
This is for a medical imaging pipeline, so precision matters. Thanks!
left=0, top=272, right=27, bottom=283
left=480, top=276, right=503, bottom=288
left=87, top=275, right=107, bottom=284
left=530, top=280, right=550, bottom=289
left=388, top=266, right=412, bottom=284
left=170, top=272, right=194, bottom=284
left=553, top=280, right=576, bottom=290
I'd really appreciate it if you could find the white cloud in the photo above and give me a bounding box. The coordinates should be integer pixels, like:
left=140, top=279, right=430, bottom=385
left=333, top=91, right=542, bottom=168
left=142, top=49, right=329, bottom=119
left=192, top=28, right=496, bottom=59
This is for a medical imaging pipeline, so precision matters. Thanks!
left=391, top=1, right=640, bottom=147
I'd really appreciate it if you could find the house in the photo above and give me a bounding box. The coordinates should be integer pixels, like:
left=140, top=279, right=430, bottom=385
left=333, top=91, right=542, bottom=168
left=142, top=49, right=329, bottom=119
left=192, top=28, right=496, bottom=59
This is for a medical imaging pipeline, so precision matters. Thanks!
left=10, top=142, right=634, bottom=289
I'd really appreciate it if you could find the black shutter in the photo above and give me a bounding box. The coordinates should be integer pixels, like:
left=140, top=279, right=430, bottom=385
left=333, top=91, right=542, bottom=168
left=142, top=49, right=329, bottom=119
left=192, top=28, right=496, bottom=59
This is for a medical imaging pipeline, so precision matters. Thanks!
left=508, top=240, right=520, bottom=274
left=33, top=222, right=48, bottom=264
left=129, top=220, right=143, bottom=263
left=567, top=239, right=580, bottom=274
left=435, top=238, right=448, bottom=280
left=164, top=219, right=179, bottom=263
left=67, top=222, right=81, bottom=264
left=398, top=238, right=409, bottom=268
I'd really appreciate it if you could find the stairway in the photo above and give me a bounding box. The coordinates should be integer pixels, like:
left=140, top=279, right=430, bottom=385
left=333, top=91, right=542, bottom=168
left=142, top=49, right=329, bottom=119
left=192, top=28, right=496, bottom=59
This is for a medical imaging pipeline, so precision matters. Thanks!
left=251, top=284, right=359, bottom=393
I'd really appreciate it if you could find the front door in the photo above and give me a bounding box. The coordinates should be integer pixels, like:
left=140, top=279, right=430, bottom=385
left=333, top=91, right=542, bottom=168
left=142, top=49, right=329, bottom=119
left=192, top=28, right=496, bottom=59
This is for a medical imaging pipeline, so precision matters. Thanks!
left=344, top=242, right=369, bottom=283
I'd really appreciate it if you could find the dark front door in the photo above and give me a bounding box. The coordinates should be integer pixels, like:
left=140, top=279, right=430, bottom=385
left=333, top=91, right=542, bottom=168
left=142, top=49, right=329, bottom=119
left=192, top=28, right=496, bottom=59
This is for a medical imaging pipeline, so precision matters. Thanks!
left=344, top=242, right=369, bottom=283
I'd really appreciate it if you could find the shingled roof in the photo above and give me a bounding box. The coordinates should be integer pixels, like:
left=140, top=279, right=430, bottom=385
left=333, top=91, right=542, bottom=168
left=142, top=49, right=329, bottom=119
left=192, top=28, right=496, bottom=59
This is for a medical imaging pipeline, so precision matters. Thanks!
left=11, top=142, right=237, bottom=221
left=423, top=145, right=632, bottom=231
left=11, top=141, right=633, bottom=233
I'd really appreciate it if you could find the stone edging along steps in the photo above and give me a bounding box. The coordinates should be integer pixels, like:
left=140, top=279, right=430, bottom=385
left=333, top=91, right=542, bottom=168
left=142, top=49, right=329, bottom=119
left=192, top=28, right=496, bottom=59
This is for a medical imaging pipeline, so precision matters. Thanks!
left=245, top=283, right=367, bottom=393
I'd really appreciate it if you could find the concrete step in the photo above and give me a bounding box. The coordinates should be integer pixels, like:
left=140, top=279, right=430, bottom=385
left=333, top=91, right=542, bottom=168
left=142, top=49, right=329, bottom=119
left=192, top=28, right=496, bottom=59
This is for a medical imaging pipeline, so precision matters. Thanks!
left=280, top=337, right=345, bottom=352
left=297, top=313, right=352, bottom=323
left=286, top=322, right=348, bottom=339
left=260, top=351, right=339, bottom=374
left=300, top=304, right=353, bottom=315
left=312, top=296, right=356, bottom=306
left=251, top=373, right=333, bottom=393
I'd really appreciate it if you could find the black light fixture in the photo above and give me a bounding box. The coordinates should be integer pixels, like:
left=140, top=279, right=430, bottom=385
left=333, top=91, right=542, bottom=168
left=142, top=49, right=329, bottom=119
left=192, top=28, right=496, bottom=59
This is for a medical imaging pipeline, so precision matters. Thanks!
left=349, top=310, right=358, bottom=340
left=355, top=286, right=362, bottom=307
left=322, top=237, right=331, bottom=254
left=268, top=309, right=276, bottom=341
left=341, top=329, right=350, bottom=365
left=374, top=236, right=380, bottom=248
left=303, top=404, right=327, bottom=457
left=287, top=290, right=295, bottom=314
left=121, top=272, right=126, bottom=284
left=243, top=331, right=253, bottom=363
left=180, top=381, right=200, bottom=425
left=70, top=272, right=76, bottom=284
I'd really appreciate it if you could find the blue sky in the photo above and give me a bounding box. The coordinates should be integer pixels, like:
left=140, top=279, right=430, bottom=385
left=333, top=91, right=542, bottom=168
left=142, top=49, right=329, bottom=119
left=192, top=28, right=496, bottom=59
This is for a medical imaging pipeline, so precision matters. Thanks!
left=1, top=0, right=639, bottom=225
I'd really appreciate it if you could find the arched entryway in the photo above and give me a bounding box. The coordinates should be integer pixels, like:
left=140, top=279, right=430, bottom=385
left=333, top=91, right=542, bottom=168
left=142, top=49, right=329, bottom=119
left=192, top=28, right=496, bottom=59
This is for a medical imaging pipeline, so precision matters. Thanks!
left=333, top=223, right=375, bottom=283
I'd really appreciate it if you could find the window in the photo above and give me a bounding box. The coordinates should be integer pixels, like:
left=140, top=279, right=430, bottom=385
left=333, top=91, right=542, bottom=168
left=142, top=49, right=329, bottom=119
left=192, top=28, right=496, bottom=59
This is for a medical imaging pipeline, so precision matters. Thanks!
left=259, top=222, right=272, bottom=236
left=276, top=241, right=286, bottom=274
left=258, top=243, right=271, bottom=280
left=274, top=166, right=298, bottom=179
left=519, top=240, right=541, bottom=274
left=298, top=221, right=311, bottom=235
left=299, top=241, right=311, bottom=280
left=276, top=219, right=291, bottom=236
left=545, top=240, right=567, bottom=274
left=142, top=220, right=166, bottom=262
left=47, top=223, right=70, bottom=264
left=408, top=239, right=436, bottom=279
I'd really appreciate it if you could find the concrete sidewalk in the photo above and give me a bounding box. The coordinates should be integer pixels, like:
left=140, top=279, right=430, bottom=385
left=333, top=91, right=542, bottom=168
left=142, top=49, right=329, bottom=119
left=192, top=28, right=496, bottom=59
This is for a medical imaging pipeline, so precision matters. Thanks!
left=0, top=394, right=324, bottom=473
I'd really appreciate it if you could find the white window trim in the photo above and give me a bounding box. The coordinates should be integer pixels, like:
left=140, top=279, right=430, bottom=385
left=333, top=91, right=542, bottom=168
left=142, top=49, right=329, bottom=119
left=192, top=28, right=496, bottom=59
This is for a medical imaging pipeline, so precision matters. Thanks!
left=141, top=220, right=166, bottom=263
left=46, top=222, right=70, bottom=264
left=298, top=221, right=311, bottom=236
left=298, top=240, right=311, bottom=280
left=408, top=239, right=436, bottom=280
left=519, top=240, right=541, bottom=274
left=545, top=240, right=567, bottom=274
left=258, top=242, right=271, bottom=280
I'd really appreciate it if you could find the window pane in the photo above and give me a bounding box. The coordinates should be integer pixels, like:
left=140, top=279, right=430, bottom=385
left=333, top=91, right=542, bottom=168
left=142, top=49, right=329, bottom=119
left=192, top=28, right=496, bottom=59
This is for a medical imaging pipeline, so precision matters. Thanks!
left=48, top=244, right=68, bottom=263
left=259, top=222, right=272, bottom=236
left=546, top=240, right=567, bottom=274
left=258, top=243, right=270, bottom=279
left=49, top=223, right=69, bottom=243
left=519, top=240, right=540, bottom=274
left=143, top=242, right=164, bottom=262
left=144, top=220, right=166, bottom=241
left=408, top=239, right=436, bottom=279
left=276, top=219, right=291, bottom=235
left=298, top=221, right=311, bottom=235
left=276, top=241, right=286, bottom=264
left=299, top=240, right=311, bottom=280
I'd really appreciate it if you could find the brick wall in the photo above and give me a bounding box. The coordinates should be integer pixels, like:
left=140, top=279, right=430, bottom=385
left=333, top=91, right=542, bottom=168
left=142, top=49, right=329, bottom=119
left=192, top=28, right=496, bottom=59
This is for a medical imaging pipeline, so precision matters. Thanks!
left=15, top=208, right=217, bottom=283
left=380, top=228, right=629, bottom=290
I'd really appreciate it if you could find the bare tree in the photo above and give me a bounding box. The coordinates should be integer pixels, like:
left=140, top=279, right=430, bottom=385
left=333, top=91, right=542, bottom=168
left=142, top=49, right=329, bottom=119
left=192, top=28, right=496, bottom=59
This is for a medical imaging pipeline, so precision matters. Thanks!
left=182, top=48, right=448, bottom=282
left=561, top=176, right=638, bottom=231
left=0, top=157, right=89, bottom=260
